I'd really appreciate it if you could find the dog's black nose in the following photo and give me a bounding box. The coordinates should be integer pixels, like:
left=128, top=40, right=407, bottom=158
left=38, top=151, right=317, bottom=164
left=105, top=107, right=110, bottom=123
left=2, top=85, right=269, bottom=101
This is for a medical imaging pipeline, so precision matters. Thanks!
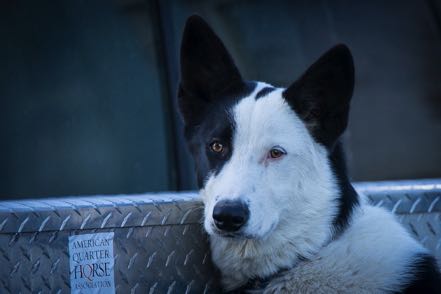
left=212, top=200, right=249, bottom=232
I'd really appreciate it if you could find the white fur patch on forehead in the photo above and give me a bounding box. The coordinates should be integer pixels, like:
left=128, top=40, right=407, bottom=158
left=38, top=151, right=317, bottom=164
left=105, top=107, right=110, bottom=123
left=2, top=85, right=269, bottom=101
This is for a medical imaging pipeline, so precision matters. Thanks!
left=232, top=84, right=313, bottom=154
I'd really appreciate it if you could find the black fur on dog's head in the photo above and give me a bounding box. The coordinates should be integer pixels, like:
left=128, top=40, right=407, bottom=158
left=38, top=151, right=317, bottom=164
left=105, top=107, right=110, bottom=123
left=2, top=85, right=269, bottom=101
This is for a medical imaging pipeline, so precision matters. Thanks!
left=178, top=15, right=358, bottom=238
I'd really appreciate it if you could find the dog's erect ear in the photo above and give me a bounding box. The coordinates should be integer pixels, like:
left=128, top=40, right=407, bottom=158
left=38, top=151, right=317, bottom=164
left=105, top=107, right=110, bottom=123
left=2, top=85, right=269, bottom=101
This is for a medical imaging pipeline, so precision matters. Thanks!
left=283, top=44, right=354, bottom=148
left=178, top=15, right=244, bottom=125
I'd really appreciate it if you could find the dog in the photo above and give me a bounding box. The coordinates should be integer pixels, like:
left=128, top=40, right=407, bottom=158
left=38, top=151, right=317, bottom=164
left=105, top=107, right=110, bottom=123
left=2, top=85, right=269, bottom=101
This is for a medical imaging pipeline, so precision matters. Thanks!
left=178, top=15, right=441, bottom=293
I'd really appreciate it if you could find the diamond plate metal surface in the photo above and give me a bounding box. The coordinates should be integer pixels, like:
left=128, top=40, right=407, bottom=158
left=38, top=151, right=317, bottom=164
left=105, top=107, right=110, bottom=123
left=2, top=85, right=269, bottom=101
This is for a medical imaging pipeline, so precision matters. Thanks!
left=0, top=180, right=440, bottom=293
left=0, top=193, right=222, bottom=293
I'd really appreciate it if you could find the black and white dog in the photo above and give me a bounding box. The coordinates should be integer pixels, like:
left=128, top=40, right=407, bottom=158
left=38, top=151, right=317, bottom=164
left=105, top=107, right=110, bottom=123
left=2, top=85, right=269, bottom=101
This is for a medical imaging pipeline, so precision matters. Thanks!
left=178, top=15, right=441, bottom=293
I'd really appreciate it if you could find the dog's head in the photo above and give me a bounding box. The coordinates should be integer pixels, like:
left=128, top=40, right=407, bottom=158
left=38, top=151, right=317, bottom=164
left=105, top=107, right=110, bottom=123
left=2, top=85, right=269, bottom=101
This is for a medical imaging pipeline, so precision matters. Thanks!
left=178, top=16, right=354, bottom=244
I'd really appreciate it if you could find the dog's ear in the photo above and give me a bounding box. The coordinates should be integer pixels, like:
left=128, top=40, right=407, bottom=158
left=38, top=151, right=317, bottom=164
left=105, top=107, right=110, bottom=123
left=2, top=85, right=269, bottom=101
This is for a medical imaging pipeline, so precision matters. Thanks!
left=178, top=15, right=244, bottom=126
left=283, top=44, right=354, bottom=148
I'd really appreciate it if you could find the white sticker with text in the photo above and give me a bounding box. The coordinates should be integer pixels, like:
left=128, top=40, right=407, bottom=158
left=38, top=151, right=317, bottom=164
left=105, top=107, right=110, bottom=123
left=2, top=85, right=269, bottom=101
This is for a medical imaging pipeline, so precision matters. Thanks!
left=69, top=232, right=115, bottom=294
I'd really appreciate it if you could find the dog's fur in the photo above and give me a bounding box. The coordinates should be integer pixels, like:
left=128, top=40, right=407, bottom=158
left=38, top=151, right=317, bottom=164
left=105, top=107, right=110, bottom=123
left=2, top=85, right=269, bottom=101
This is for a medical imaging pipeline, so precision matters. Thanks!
left=178, top=15, right=441, bottom=293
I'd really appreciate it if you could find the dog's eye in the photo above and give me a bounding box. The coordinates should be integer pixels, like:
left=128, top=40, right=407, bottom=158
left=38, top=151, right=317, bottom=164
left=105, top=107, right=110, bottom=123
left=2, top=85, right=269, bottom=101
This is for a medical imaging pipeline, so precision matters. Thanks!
left=210, top=141, right=224, bottom=153
left=269, top=147, right=286, bottom=159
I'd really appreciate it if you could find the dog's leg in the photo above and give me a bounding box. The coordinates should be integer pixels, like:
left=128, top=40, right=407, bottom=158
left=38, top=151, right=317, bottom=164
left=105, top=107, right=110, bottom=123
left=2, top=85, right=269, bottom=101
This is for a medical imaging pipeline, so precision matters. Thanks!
left=262, top=261, right=376, bottom=294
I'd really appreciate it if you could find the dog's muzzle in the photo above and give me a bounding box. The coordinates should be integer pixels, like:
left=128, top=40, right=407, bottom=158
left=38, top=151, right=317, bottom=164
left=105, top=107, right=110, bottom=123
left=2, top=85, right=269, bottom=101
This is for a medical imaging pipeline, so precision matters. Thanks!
left=212, top=200, right=249, bottom=232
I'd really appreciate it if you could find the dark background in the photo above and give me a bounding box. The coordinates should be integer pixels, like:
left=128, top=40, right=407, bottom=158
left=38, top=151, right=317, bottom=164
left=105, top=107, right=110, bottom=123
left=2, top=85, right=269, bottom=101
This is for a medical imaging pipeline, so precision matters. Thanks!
left=1, top=0, right=441, bottom=200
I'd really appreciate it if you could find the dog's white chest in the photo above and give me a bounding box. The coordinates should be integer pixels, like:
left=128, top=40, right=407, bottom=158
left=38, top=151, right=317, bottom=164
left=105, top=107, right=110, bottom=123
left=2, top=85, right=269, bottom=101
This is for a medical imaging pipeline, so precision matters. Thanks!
left=215, top=205, right=425, bottom=293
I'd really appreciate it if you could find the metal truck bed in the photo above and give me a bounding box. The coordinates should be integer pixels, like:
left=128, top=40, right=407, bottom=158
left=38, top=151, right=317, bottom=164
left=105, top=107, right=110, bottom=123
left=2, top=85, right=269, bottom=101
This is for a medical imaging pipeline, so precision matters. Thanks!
left=0, top=180, right=440, bottom=293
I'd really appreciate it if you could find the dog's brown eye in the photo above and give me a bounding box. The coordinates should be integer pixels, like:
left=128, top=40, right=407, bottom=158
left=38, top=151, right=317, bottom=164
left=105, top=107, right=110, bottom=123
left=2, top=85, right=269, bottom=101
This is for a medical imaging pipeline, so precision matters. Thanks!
left=210, top=141, right=224, bottom=153
left=269, top=147, right=286, bottom=159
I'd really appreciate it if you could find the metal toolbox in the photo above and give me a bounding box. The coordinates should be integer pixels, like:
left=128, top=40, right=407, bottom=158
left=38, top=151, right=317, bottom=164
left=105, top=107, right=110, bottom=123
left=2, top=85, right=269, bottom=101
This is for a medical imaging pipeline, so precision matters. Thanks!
left=0, top=193, right=221, bottom=293
left=0, top=180, right=440, bottom=293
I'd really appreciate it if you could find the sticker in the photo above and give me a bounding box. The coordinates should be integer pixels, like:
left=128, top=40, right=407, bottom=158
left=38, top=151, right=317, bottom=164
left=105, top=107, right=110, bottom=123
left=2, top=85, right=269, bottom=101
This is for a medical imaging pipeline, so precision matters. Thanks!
left=69, top=232, right=115, bottom=294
